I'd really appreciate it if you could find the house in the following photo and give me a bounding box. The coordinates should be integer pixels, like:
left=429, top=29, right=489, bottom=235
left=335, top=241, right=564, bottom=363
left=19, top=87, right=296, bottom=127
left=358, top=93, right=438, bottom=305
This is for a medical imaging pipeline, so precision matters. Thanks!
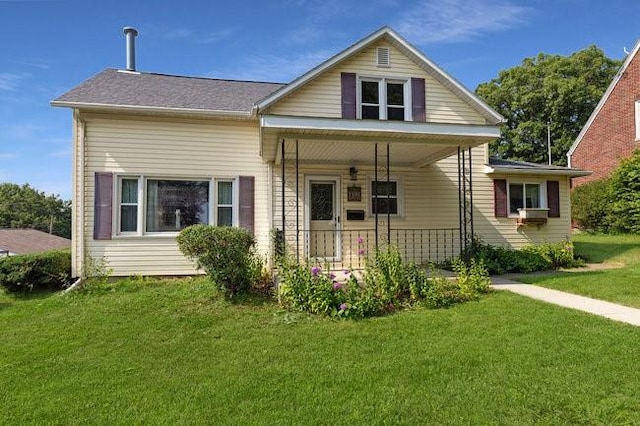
left=568, top=39, right=640, bottom=186
left=51, top=26, right=589, bottom=278
left=0, top=228, right=71, bottom=257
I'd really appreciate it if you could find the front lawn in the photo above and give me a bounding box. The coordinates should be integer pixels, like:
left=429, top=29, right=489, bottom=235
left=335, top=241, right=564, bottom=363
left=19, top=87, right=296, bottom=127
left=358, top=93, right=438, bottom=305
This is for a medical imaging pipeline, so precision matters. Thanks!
left=516, top=233, right=640, bottom=308
left=1, top=277, right=639, bottom=425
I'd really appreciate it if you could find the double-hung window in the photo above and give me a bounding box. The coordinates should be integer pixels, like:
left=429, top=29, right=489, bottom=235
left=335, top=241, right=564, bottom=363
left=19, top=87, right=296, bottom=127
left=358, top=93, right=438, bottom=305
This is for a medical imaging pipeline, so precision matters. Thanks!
left=359, top=77, right=409, bottom=121
left=216, top=180, right=234, bottom=226
left=508, top=182, right=542, bottom=215
left=119, top=178, right=139, bottom=233
left=116, top=176, right=237, bottom=235
left=371, top=180, right=400, bottom=215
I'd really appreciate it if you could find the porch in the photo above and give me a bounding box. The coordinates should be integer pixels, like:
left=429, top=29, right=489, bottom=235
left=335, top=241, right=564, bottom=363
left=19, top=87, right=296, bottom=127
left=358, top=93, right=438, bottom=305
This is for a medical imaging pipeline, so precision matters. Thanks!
left=260, top=115, right=500, bottom=268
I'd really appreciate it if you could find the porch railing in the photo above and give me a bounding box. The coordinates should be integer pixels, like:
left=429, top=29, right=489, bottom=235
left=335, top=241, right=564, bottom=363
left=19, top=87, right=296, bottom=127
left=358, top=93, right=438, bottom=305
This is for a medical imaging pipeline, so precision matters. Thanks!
left=278, top=228, right=460, bottom=269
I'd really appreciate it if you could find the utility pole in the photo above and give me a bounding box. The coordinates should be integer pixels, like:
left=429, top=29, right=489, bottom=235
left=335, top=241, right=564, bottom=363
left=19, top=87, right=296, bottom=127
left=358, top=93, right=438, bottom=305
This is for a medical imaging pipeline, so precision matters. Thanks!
left=547, top=120, right=552, bottom=166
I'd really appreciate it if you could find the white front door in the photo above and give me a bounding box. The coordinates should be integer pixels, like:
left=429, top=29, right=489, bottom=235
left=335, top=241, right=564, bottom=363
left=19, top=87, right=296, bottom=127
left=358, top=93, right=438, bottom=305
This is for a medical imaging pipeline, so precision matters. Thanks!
left=307, top=178, right=341, bottom=260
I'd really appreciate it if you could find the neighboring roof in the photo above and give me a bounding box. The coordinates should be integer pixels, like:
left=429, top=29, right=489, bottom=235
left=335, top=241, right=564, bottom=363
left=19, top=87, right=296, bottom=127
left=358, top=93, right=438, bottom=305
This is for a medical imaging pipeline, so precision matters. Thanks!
left=567, top=38, right=640, bottom=159
left=51, top=68, right=285, bottom=116
left=485, top=158, right=591, bottom=177
left=256, top=26, right=505, bottom=126
left=0, top=229, right=71, bottom=255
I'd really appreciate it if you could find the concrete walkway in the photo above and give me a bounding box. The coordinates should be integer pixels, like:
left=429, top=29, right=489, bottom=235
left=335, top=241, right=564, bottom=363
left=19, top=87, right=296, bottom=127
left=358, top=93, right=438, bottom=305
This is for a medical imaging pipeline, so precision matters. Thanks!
left=491, top=276, right=640, bottom=327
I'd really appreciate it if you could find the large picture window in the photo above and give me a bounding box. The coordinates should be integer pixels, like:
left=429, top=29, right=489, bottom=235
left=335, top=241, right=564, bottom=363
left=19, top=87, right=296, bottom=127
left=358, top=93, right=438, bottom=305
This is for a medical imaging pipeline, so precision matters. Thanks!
left=371, top=180, right=399, bottom=215
left=509, top=182, right=542, bottom=215
left=359, top=77, right=408, bottom=121
left=116, top=176, right=237, bottom=235
left=146, top=179, right=210, bottom=232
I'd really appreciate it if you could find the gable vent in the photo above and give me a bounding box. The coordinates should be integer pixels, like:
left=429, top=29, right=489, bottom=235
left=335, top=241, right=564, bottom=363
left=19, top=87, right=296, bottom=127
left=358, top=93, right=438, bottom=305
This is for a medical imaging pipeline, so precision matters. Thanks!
left=376, top=47, right=390, bottom=67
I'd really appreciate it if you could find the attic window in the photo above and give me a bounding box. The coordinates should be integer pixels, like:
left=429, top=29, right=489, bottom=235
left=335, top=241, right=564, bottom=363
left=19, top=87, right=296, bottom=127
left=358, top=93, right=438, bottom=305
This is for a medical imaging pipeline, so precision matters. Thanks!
left=376, top=47, right=390, bottom=67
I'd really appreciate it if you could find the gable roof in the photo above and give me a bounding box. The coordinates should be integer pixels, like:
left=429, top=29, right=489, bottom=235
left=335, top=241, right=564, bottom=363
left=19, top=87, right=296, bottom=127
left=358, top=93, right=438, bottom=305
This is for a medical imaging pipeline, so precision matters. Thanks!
left=485, top=158, right=591, bottom=177
left=567, top=39, right=640, bottom=159
left=51, top=69, right=285, bottom=117
left=256, top=26, right=504, bottom=125
left=0, top=229, right=71, bottom=255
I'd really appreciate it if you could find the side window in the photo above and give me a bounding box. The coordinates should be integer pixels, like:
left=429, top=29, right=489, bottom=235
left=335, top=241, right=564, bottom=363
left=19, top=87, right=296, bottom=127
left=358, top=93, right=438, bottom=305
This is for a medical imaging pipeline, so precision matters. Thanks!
left=371, top=180, right=399, bottom=215
left=216, top=180, right=234, bottom=226
left=119, top=177, right=139, bottom=233
left=508, top=182, right=542, bottom=215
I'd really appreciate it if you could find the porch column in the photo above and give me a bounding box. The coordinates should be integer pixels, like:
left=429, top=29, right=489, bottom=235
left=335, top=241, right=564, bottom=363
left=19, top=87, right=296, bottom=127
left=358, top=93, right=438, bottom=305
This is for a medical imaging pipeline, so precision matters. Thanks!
left=386, top=143, right=391, bottom=244
left=281, top=139, right=285, bottom=241
left=374, top=143, right=378, bottom=252
left=457, top=147, right=474, bottom=256
left=295, top=139, right=299, bottom=259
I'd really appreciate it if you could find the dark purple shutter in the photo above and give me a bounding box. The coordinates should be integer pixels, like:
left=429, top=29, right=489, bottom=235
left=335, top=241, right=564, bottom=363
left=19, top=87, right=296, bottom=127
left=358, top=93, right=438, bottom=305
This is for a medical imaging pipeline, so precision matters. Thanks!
left=547, top=180, right=560, bottom=218
left=494, top=179, right=508, bottom=218
left=411, top=77, right=426, bottom=122
left=94, top=172, right=113, bottom=240
left=239, top=176, right=255, bottom=236
left=341, top=72, right=356, bottom=119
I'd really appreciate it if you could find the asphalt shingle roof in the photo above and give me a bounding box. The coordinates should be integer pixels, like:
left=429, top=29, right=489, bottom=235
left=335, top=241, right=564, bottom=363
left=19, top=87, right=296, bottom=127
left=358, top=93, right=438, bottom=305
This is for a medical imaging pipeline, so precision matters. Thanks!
left=488, top=157, right=579, bottom=172
left=0, top=229, right=71, bottom=255
left=52, top=68, right=286, bottom=113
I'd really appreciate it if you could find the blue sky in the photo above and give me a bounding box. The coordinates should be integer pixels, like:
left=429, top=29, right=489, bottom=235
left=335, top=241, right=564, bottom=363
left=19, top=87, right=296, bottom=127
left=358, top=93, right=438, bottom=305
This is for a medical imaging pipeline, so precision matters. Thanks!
left=1, top=0, right=638, bottom=200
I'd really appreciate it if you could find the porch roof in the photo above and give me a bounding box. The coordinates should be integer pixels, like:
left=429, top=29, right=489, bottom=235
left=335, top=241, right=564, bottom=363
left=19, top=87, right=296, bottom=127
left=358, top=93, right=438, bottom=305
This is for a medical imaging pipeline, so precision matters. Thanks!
left=260, top=114, right=500, bottom=167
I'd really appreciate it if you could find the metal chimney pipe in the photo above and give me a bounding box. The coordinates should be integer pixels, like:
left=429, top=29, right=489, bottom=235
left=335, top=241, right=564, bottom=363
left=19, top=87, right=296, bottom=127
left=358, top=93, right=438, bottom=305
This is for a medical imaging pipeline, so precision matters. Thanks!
left=123, top=26, right=138, bottom=71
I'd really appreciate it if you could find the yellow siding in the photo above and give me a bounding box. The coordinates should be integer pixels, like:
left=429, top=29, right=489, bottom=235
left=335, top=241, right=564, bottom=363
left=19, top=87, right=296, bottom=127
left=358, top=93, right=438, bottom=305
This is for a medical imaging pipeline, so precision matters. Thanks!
left=435, top=147, right=573, bottom=248
left=268, top=40, right=486, bottom=125
left=80, top=113, right=270, bottom=276
left=272, top=144, right=574, bottom=267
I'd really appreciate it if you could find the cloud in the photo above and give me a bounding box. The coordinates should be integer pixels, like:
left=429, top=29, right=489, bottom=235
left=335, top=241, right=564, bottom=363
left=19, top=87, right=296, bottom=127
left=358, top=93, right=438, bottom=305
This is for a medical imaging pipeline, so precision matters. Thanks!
left=209, top=49, right=334, bottom=83
left=12, top=59, right=51, bottom=70
left=0, top=123, right=46, bottom=140
left=48, top=149, right=71, bottom=158
left=0, top=73, right=29, bottom=91
left=156, top=26, right=234, bottom=44
left=163, top=28, right=194, bottom=40
left=197, top=29, right=234, bottom=44
left=395, top=0, right=529, bottom=45
left=0, top=153, right=18, bottom=159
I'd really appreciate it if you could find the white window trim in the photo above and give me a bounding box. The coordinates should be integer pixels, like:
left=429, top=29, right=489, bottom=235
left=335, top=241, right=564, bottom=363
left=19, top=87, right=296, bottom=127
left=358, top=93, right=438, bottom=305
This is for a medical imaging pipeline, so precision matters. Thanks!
left=113, top=175, right=240, bottom=237
left=116, top=175, right=144, bottom=236
left=369, top=176, right=403, bottom=218
left=356, top=76, right=411, bottom=121
left=507, top=181, right=547, bottom=218
left=635, top=101, right=640, bottom=141
left=214, top=178, right=239, bottom=227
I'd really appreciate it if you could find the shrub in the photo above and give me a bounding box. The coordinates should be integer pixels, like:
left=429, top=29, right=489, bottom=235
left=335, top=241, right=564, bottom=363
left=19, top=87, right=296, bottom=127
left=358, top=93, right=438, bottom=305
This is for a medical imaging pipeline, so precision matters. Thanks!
left=277, top=245, right=491, bottom=319
left=469, top=238, right=581, bottom=274
left=571, top=177, right=614, bottom=232
left=452, top=258, right=491, bottom=298
left=176, top=225, right=257, bottom=297
left=610, top=150, right=640, bottom=234
left=0, top=250, right=71, bottom=292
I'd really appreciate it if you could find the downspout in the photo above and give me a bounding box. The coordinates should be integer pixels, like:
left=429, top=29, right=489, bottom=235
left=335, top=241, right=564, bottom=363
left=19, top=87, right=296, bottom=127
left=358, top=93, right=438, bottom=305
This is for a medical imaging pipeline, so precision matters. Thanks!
left=77, top=110, right=86, bottom=280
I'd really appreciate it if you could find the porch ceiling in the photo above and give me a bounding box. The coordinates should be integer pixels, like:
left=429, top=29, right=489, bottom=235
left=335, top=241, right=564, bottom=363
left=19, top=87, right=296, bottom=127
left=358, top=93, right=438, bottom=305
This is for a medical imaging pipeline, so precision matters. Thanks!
left=260, top=115, right=500, bottom=168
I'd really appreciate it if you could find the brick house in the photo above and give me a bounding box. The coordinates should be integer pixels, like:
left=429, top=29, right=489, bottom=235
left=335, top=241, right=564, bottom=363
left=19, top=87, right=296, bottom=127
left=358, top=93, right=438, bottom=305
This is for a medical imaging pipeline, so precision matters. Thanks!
left=567, top=40, right=640, bottom=186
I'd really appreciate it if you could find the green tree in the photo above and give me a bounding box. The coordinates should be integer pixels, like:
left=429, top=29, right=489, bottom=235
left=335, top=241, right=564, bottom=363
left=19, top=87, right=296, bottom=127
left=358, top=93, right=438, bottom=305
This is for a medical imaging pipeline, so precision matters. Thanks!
left=0, top=183, right=72, bottom=239
left=476, top=46, right=621, bottom=165
left=610, top=150, right=640, bottom=233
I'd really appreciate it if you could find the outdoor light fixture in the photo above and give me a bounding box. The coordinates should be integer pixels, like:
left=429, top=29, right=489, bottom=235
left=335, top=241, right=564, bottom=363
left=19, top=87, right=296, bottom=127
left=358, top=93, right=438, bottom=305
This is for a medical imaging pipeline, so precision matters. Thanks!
left=349, top=166, right=358, bottom=181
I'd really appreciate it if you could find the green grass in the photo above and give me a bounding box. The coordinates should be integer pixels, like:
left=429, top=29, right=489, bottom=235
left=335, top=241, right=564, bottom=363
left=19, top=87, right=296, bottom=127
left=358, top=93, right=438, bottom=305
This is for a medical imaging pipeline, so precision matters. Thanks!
left=516, top=234, right=640, bottom=308
left=1, top=277, right=639, bottom=425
